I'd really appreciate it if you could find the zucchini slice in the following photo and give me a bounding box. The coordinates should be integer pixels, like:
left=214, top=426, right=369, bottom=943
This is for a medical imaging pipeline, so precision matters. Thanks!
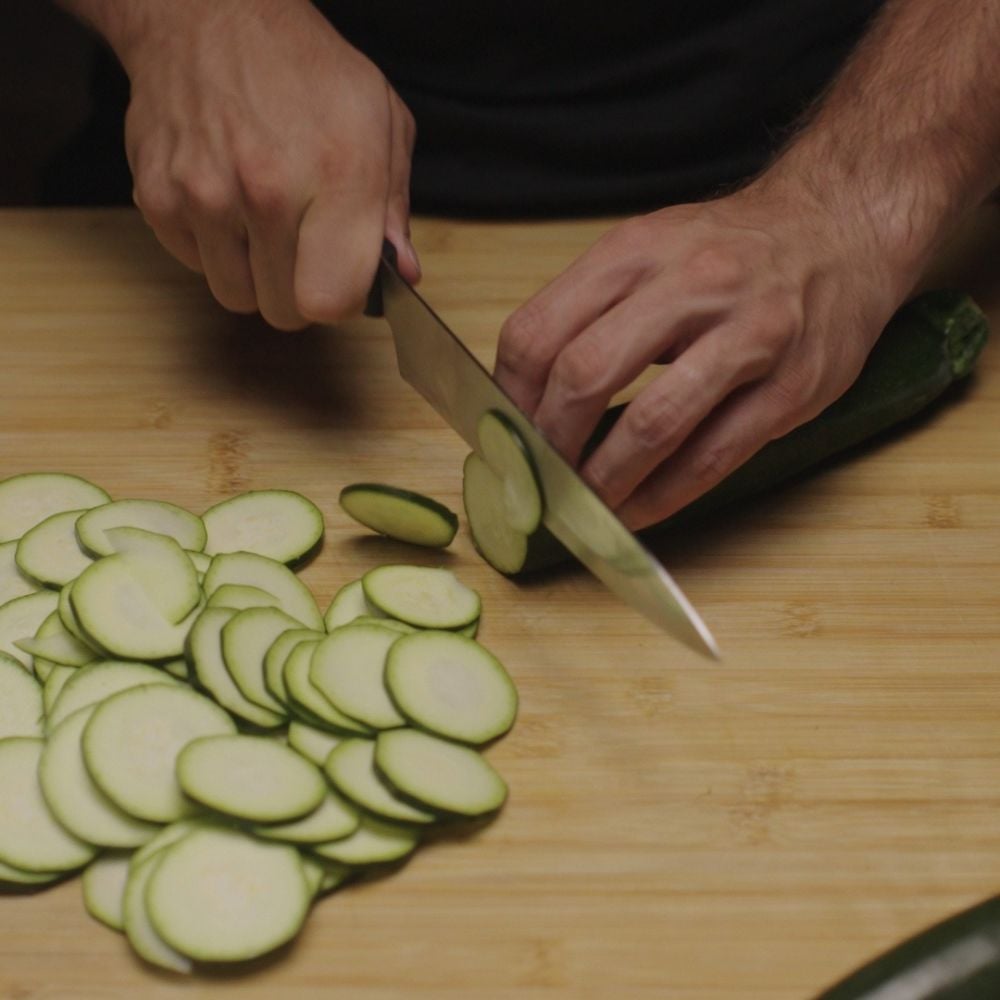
left=310, top=623, right=407, bottom=731
left=46, top=659, right=178, bottom=732
left=0, top=858, right=63, bottom=887
left=145, top=826, right=311, bottom=963
left=339, top=483, right=458, bottom=549
left=14, top=508, right=92, bottom=588
left=374, top=728, right=507, bottom=818
left=187, top=607, right=285, bottom=729
left=175, top=733, right=326, bottom=824
left=384, top=630, right=517, bottom=745
left=82, top=851, right=132, bottom=931
left=310, top=814, right=420, bottom=866
left=57, top=581, right=88, bottom=643
left=262, top=627, right=323, bottom=707
left=462, top=452, right=533, bottom=575
left=220, top=605, right=302, bottom=714
left=251, top=788, right=360, bottom=845
left=102, top=527, right=202, bottom=625
left=202, top=489, right=324, bottom=565
left=282, top=639, right=374, bottom=736
left=362, top=564, right=481, bottom=630
left=203, top=551, right=323, bottom=630
left=0, top=652, right=44, bottom=739
left=323, top=738, right=436, bottom=825
left=42, top=665, right=76, bottom=718
left=16, top=615, right=98, bottom=669
left=123, top=851, right=193, bottom=974
left=40, top=705, right=160, bottom=848
left=82, top=684, right=237, bottom=824
left=286, top=720, right=343, bottom=767
left=0, top=589, right=59, bottom=670
left=0, top=472, right=110, bottom=544
left=130, top=818, right=209, bottom=872
left=206, top=583, right=281, bottom=611
left=323, top=577, right=386, bottom=630
left=476, top=409, right=544, bottom=534
left=75, top=498, right=207, bottom=558
left=0, top=737, right=97, bottom=872
left=0, top=539, right=40, bottom=605
left=70, top=556, right=199, bottom=661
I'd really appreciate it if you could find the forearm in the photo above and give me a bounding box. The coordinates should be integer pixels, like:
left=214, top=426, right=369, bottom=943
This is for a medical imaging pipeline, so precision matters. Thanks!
left=760, top=0, right=1000, bottom=296
left=56, top=0, right=304, bottom=72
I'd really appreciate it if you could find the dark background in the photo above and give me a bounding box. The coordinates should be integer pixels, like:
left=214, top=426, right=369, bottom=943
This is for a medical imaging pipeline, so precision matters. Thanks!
left=1, top=1, right=96, bottom=204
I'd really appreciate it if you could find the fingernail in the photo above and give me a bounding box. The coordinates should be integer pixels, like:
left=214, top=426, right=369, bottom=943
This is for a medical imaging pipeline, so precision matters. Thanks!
left=406, top=239, right=422, bottom=281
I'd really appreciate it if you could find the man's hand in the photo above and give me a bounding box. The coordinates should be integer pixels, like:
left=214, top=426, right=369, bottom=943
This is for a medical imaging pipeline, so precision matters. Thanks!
left=494, top=180, right=902, bottom=530
left=65, top=0, right=418, bottom=329
left=496, top=0, right=1000, bottom=531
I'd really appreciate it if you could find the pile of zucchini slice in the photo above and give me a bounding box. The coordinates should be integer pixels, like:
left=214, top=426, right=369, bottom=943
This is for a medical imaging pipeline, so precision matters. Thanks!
left=0, top=472, right=517, bottom=972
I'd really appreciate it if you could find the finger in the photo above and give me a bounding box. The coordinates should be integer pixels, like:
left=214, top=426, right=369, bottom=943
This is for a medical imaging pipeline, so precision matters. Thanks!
left=580, top=323, right=773, bottom=508
left=529, top=286, right=728, bottom=464
left=242, top=174, right=310, bottom=331
left=493, top=243, right=647, bottom=414
left=143, top=215, right=203, bottom=274
left=191, top=220, right=258, bottom=315
left=615, top=382, right=793, bottom=531
left=383, top=99, right=420, bottom=284
left=131, top=167, right=203, bottom=273
left=294, top=190, right=385, bottom=323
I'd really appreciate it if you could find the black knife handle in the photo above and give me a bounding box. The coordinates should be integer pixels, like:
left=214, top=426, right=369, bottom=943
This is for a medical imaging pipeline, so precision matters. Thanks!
left=363, top=239, right=399, bottom=318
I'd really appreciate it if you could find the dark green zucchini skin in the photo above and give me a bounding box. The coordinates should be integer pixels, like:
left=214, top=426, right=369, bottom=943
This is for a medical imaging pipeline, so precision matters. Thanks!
left=512, top=289, right=990, bottom=574
left=813, top=894, right=1000, bottom=999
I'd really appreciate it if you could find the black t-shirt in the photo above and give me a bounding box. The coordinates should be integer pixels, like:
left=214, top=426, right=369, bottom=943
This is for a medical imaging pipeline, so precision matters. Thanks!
left=52, top=0, right=883, bottom=216
left=324, top=0, right=883, bottom=215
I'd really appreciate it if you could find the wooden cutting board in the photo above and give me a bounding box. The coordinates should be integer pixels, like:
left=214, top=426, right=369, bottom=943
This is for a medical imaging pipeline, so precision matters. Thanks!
left=0, top=206, right=998, bottom=999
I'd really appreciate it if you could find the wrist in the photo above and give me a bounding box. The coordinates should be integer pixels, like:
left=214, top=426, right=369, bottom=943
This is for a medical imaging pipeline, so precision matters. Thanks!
left=752, top=137, right=952, bottom=302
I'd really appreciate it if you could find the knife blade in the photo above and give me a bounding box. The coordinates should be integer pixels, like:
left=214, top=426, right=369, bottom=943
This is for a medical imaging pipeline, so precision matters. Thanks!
left=367, top=245, right=719, bottom=659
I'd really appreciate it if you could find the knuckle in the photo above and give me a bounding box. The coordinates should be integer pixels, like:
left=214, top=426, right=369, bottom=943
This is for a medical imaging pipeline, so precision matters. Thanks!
left=132, top=177, right=180, bottom=228
left=597, top=218, right=657, bottom=268
left=497, top=301, right=550, bottom=375
left=294, top=282, right=362, bottom=325
left=690, top=441, right=736, bottom=489
left=682, top=245, right=750, bottom=292
left=236, top=152, right=292, bottom=217
left=622, top=392, right=683, bottom=453
left=171, top=163, right=232, bottom=219
left=549, top=337, right=608, bottom=403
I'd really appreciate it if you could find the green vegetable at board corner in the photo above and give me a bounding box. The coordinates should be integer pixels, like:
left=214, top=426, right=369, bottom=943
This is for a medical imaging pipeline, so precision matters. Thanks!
left=465, top=289, right=991, bottom=576
left=811, top=891, right=1000, bottom=999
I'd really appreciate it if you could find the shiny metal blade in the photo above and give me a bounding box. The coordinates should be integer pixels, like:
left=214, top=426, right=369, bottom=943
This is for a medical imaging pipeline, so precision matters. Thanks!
left=378, top=258, right=719, bottom=659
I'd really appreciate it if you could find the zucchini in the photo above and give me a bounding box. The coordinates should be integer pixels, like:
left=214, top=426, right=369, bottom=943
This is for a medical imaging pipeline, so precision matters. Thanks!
left=145, top=826, right=311, bottom=964
left=339, top=483, right=459, bottom=549
left=374, top=728, right=508, bottom=819
left=310, top=623, right=408, bottom=731
left=323, top=737, right=437, bottom=825
left=175, top=734, right=327, bottom=824
left=814, top=894, right=1000, bottom=999
left=384, top=630, right=518, bottom=745
left=466, top=290, right=991, bottom=575
left=362, top=564, right=481, bottom=630
left=82, top=851, right=132, bottom=931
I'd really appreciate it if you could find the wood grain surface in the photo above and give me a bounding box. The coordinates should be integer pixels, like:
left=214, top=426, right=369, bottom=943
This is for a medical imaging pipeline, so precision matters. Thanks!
left=0, top=206, right=998, bottom=999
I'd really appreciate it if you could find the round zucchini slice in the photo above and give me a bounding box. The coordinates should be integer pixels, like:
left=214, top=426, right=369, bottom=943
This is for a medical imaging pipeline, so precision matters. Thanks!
left=339, top=483, right=458, bottom=548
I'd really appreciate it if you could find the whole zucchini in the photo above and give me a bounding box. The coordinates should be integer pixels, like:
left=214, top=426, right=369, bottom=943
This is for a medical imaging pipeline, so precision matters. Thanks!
left=813, top=893, right=1000, bottom=999
left=463, top=290, right=990, bottom=575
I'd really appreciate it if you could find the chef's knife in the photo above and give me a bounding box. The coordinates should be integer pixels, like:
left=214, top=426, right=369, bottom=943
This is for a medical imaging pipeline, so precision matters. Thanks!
left=366, top=244, right=719, bottom=659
